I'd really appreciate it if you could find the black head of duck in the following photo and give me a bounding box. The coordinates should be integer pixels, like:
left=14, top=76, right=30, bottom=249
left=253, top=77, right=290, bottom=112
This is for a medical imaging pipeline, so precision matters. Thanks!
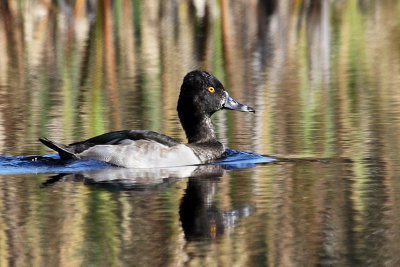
left=178, top=70, right=254, bottom=144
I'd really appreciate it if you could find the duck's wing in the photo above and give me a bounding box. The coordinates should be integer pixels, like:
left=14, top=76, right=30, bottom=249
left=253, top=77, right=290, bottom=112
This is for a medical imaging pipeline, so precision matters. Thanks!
left=70, top=130, right=181, bottom=148
left=39, top=130, right=181, bottom=160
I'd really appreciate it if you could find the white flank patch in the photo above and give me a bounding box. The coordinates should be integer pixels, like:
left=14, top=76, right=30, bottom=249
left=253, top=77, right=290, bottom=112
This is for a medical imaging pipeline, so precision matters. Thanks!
left=79, top=140, right=201, bottom=168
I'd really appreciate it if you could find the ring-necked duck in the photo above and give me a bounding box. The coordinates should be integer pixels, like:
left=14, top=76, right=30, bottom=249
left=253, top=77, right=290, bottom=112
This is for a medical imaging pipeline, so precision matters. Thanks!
left=39, top=70, right=255, bottom=168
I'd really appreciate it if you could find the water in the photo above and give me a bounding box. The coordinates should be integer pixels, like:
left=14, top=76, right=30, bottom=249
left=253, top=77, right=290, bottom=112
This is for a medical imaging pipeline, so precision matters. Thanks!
left=0, top=149, right=274, bottom=175
left=2, top=0, right=400, bottom=266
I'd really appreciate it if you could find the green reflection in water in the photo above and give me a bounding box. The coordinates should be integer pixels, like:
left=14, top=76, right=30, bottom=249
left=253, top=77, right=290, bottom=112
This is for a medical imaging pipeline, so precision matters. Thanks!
left=345, top=0, right=366, bottom=116
left=84, top=189, right=119, bottom=266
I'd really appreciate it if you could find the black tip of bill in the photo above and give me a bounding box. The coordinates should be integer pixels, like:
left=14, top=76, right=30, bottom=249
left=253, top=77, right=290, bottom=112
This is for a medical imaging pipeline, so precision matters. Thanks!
left=223, top=92, right=255, bottom=113
left=246, top=106, right=256, bottom=113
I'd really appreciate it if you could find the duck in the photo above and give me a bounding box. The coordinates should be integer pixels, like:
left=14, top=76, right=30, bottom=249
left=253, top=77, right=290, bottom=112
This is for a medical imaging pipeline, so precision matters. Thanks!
left=39, top=70, right=255, bottom=168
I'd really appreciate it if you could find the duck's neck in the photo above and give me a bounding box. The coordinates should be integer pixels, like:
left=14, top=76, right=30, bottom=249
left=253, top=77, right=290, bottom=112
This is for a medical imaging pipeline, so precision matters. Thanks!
left=180, top=114, right=217, bottom=143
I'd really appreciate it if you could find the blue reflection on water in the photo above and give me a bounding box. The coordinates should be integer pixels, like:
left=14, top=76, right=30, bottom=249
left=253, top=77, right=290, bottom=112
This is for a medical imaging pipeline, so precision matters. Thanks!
left=215, top=149, right=276, bottom=169
left=0, top=149, right=275, bottom=175
left=0, top=154, right=110, bottom=175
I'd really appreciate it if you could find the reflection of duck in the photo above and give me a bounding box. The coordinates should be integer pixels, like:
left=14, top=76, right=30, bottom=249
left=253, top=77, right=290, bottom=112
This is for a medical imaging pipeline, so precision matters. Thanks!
left=179, top=177, right=255, bottom=240
left=39, top=70, right=255, bottom=168
left=42, top=165, right=255, bottom=240
left=42, top=164, right=226, bottom=191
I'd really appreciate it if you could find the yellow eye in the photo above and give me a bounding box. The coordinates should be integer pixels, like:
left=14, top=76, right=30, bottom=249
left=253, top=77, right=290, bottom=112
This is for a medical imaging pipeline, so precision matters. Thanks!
left=208, top=86, right=215, bottom=93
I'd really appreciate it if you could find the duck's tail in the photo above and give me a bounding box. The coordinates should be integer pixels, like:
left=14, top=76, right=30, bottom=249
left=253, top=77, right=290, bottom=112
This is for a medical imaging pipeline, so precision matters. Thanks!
left=39, top=138, right=78, bottom=160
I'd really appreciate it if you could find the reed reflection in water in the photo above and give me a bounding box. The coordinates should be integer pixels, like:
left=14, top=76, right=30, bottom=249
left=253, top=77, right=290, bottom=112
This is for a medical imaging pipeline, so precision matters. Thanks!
left=1, top=0, right=400, bottom=266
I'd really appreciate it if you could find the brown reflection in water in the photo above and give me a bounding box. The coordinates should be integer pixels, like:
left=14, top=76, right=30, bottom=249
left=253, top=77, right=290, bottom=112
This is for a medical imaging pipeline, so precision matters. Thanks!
left=0, top=1, right=26, bottom=153
left=103, top=0, right=121, bottom=130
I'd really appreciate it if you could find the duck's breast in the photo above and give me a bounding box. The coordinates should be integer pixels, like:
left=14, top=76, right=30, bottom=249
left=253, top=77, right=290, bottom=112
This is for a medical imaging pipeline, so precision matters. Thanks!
left=78, top=140, right=201, bottom=168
